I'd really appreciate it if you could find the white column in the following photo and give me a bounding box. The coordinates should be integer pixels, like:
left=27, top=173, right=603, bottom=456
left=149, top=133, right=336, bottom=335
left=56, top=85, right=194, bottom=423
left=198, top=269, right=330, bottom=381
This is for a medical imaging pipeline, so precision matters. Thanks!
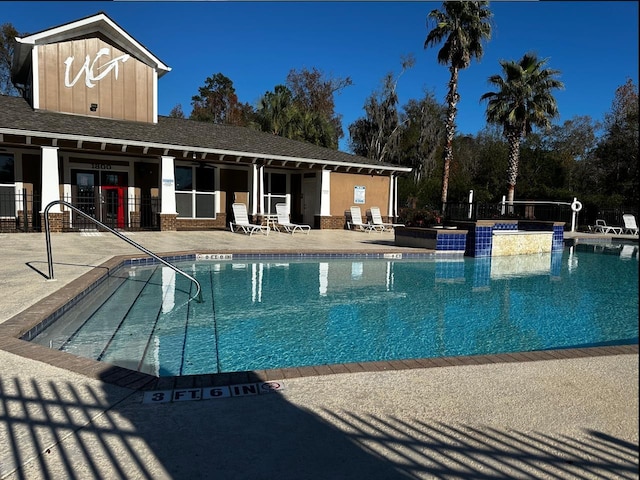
left=393, top=175, right=398, bottom=220
left=14, top=154, right=23, bottom=214
left=160, top=155, right=177, bottom=214
left=214, top=167, right=221, bottom=216
left=41, top=146, right=60, bottom=212
left=257, top=164, right=264, bottom=214
left=320, top=169, right=331, bottom=216
left=251, top=164, right=260, bottom=215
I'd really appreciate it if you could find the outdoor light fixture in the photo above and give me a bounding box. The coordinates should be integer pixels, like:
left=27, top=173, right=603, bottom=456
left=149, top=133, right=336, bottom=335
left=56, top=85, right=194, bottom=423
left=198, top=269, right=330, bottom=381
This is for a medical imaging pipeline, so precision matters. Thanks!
left=90, top=103, right=98, bottom=111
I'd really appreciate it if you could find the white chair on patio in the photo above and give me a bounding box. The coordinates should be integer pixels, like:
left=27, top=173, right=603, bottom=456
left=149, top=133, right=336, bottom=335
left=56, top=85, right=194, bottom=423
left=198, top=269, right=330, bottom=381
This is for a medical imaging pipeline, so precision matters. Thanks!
left=622, top=214, right=639, bottom=235
left=275, top=203, right=310, bottom=234
left=369, top=206, right=404, bottom=232
left=230, top=203, right=269, bottom=236
left=591, top=219, right=623, bottom=235
left=347, top=206, right=385, bottom=233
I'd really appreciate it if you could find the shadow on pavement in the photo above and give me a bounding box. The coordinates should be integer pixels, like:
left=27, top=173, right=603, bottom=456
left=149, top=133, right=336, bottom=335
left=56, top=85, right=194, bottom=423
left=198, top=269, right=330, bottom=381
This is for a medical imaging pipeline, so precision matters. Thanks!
left=1, top=367, right=638, bottom=479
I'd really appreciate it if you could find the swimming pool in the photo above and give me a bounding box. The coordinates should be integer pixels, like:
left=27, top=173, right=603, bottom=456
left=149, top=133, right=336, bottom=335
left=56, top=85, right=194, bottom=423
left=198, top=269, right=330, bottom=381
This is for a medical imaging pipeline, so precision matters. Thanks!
left=29, top=245, right=638, bottom=377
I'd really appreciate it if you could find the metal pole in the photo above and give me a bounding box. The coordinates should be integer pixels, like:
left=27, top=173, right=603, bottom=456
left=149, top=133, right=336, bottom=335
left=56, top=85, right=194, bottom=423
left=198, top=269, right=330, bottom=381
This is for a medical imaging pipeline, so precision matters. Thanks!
left=44, top=202, right=54, bottom=280
left=571, top=197, right=578, bottom=232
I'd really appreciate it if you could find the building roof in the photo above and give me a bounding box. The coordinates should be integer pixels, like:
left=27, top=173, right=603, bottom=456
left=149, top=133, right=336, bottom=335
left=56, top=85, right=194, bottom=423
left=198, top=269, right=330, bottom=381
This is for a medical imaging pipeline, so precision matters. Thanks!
left=0, top=95, right=412, bottom=174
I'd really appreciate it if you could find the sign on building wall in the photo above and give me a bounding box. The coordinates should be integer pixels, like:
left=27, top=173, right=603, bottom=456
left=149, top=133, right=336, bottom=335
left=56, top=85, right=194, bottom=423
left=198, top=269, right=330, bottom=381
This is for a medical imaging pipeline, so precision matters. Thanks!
left=37, top=38, right=154, bottom=122
left=354, top=186, right=365, bottom=204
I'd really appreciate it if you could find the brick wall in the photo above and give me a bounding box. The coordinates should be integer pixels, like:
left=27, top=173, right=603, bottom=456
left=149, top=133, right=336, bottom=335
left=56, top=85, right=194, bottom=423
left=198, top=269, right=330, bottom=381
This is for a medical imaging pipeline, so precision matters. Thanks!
left=319, top=215, right=347, bottom=229
left=159, top=214, right=177, bottom=231
left=42, top=212, right=64, bottom=232
left=177, top=214, right=227, bottom=231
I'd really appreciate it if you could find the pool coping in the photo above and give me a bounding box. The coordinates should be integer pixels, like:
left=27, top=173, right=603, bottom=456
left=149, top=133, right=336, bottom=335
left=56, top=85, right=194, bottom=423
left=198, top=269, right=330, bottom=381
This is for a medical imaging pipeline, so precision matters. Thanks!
left=0, top=249, right=637, bottom=392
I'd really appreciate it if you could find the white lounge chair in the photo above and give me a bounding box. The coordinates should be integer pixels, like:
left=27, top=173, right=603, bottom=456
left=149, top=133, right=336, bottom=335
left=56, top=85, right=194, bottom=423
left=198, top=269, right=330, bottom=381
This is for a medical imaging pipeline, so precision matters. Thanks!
left=592, top=219, right=623, bottom=235
left=347, top=206, right=385, bottom=233
left=275, top=203, right=310, bottom=234
left=622, top=214, right=639, bottom=235
left=369, top=206, right=404, bottom=232
left=230, top=203, right=269, bottom=236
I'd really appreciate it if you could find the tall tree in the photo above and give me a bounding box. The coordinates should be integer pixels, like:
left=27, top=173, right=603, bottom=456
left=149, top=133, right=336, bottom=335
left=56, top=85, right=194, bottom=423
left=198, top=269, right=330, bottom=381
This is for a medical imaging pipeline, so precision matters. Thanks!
left=398, top=91, right=446, bottom=183
left=470, top=126, right=509, bottom=202
left=190, top=73, right=254, bottom=126
left=286, top=67, right=352, bottom=146
left=0, top=23, right=21, bottom=96
left=348, top=56, right=414, bottom=163
left=480, top=52, right=564, bottom=205
left=592, top=78, right=639, bottom=205
left=546, top=116, right=598, bottom=193
left=254, top=85, right=300, bottom=139
left=297, top=110, right=336, bottom=149
left=424, top=1, right=492, bottom=213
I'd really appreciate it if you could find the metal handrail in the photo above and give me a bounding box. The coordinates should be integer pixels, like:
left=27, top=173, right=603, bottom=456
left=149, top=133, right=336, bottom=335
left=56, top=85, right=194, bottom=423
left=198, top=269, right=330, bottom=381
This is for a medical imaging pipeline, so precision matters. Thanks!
left=43, top=200, right=202, bottom=303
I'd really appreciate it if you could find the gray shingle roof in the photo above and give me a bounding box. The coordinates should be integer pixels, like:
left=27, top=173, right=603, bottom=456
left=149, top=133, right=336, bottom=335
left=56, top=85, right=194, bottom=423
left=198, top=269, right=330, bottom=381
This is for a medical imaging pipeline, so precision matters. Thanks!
left=0, top=95, right=411, bottom=172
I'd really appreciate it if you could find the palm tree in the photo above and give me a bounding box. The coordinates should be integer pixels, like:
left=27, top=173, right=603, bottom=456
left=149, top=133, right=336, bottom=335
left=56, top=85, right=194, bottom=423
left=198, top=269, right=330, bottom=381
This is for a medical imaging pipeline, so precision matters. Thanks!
left=480, top=53, right=564, bottom=205
left=424, top=1, right=492, bottom=214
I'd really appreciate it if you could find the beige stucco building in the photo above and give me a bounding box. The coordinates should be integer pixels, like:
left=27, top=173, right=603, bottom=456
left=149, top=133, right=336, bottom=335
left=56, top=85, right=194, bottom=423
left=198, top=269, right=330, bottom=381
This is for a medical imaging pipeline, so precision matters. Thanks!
left=0, top=12, right=411, bottom=233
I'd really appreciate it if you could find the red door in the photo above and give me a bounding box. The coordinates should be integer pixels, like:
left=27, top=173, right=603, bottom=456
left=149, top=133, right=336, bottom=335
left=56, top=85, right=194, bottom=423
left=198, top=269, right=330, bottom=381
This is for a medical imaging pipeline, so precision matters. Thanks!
left=101, top=172, right=128, bottom=229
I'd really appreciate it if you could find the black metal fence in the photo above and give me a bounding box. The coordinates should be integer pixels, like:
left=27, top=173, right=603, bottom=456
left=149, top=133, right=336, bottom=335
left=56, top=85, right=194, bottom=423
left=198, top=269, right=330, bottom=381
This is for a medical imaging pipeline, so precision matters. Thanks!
left=446, top=201, right=574, bottom=223
left=445, top=201, right=637, bottom=231
left=0, top=188, right=41, bottom=232
left=0, top=189, right=160, bottom=233
left=580, top=207, right=638, bottom=230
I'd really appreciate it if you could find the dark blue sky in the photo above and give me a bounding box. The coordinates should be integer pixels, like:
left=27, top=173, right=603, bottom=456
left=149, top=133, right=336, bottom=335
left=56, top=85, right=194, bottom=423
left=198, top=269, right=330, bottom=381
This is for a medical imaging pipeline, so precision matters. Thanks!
left=5, top=1, right=639, bottom=151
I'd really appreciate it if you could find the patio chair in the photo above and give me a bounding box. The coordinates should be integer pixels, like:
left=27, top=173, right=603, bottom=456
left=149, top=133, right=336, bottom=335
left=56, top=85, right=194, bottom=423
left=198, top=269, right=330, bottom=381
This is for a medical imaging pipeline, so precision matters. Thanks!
left=275, top=203, right=310, bottom=234
left=591, top=219, right=623, bottom=235
left=347, top=206, right=385, bottom=233
left=369, top=206, right=404, bottom=232
left=622, top=214, right=639, bottom=235
left=230, top=203, right=269, bottom=236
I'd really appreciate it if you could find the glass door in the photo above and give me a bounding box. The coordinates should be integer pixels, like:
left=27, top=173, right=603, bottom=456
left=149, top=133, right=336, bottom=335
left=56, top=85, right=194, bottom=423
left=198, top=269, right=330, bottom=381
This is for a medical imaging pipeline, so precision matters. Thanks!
left=72, top=171, right=98, bottom=229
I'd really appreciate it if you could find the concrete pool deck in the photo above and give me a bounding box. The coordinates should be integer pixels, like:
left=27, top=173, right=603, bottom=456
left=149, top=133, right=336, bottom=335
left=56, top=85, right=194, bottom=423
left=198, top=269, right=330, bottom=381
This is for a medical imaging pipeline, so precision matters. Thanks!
left=0, top=229, right=637, bottom=479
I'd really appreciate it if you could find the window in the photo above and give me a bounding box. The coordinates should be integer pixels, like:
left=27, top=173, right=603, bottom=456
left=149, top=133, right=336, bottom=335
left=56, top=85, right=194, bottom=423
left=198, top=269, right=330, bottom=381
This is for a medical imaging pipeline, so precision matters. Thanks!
left=264, top=172, right=287, bottom=214
left=175, top=165, right=216, bottom=218
left=0, top=155, right=15, bottom=217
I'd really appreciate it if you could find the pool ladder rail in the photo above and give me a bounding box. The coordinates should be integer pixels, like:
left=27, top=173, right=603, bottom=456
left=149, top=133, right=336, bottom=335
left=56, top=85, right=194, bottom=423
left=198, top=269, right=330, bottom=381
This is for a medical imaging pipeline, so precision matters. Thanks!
left=43, top=200, right=203, bottom=303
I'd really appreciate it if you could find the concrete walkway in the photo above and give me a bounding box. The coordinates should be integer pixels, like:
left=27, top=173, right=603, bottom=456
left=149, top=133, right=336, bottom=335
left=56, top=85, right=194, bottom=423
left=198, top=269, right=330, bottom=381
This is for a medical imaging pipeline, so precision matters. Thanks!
left=0, top=230, right=637, bottom=479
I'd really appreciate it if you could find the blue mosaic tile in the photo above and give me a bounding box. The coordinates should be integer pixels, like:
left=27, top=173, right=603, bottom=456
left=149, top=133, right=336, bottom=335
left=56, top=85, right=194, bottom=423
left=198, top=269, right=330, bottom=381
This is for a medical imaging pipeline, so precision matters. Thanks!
left=473, top=226, right=493, bottom=257
left=493, top=223, right=518, bottom=230
left=552, top=225, right=564, bottom=251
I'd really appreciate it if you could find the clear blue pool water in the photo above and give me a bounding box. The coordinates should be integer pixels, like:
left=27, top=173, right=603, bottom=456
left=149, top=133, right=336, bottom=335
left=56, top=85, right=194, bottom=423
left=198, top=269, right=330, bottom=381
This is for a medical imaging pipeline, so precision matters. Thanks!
left=31, top=245, right=638, bottom=377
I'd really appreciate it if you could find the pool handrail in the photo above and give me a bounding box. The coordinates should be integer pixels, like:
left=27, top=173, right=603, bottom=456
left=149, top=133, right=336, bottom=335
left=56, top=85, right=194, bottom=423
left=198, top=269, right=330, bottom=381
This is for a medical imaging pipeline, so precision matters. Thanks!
left=43, top=200, right=203, bottom=303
